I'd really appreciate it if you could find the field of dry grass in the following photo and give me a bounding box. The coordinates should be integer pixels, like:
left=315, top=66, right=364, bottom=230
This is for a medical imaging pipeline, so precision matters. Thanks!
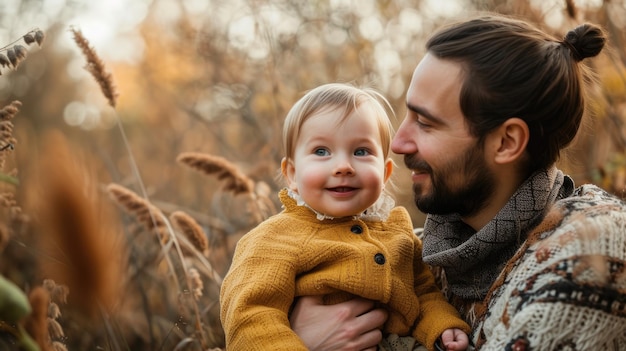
left=0, top=1, right=625, bottom=350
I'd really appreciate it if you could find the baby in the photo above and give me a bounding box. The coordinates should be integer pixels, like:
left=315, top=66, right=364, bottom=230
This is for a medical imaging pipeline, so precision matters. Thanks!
left=220, top=83, right=470, bottom=351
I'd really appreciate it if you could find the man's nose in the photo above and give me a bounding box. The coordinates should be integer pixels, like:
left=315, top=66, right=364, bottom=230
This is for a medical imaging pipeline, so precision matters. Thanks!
left=391, top=121, right=417, bottom=155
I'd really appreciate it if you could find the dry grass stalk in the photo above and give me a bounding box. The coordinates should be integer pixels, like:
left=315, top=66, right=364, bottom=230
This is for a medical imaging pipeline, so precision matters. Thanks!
left=33, top=131, right=125, bottom=318
left=107, top=183, right=170, bottom=242
left=106, top=184, right=214, bottom=342
left=565, top=0, right=578, bottom=19
left=70, top=27, right=118, bottom=107
left=0, top=224, right=8, bottom=253
left=23, top=286, right=52, bottom=351
left=177, top=152, right=254, bottom=194
left=170, top=210, right=209, bottom=256
left=70, top=29, right=153, bottom=238
left=167, top=210, right=223, bottom=285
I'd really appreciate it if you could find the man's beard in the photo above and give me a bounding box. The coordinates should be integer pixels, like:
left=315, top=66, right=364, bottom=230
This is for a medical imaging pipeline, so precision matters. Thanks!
left=405, top=145, right=495, bottom=217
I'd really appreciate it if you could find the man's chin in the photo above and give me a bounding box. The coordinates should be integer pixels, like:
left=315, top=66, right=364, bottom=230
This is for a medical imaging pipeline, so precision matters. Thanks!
left=412, top=186, right=433, bottom=210
left=414, top=193, right=435, bottom=214
left=415, top=193, right=457, bottom=215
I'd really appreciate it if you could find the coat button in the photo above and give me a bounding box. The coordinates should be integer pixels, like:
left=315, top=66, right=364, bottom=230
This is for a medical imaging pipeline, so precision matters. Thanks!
left=374, top=253, right=385, bottom=265
left=350, top=225, right=363, bottom=234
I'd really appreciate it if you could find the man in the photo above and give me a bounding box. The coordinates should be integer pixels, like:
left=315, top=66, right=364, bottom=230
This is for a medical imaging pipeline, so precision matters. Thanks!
left=289, top=14, right=626, bottom=351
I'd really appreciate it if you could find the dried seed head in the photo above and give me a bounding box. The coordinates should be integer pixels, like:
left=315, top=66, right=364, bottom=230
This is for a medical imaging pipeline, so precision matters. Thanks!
left=177, top=152, right=255, bottom=194
left=48, top=301, right=61, bottom=319
left=188, top=267, right=203, bottom=300
left=34, top=30, right=45, bottom=46
left=23, top=33, right=35, bottom=45
left=0, top=54, right=9, bottom=68
left=170, top=211, right=209, bottom=255
left=71, top=27, right=118, bottom=107
left=52, top=342, right=67, bottom=351
left=0, top=28, right=44, bottom=74
left=13, top=45, right=27, bottom=60
left=6, top=48, right=17, bottom=68
left=48, top=318, right=65, bottom=339
left=0, top=100, right=22, bottom=120
left=106, top=183, right=170, bottom=242
left=31, top=131, right=125, bottom=317
left=42, top=279, right=69, bottom=304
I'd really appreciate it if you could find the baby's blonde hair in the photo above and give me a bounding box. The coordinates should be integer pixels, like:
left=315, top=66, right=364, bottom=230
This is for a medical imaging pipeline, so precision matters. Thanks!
left=282, top=83, right=394, bottom=163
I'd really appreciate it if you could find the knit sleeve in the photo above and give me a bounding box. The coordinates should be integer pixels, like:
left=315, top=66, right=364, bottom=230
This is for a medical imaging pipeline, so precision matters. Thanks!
left=410, top=224, right=471, bottom=351
left=219, top=220, right=308, bottom=350
left=475, top=187, right=626, bottom=350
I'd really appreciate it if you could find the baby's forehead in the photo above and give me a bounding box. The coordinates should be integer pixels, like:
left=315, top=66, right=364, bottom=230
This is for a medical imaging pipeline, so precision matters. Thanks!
left=304, top=104, right=379, bottom=128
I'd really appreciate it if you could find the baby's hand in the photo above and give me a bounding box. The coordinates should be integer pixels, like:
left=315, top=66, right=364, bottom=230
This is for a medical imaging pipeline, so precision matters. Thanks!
left=440, top=328, right=469, bottom=351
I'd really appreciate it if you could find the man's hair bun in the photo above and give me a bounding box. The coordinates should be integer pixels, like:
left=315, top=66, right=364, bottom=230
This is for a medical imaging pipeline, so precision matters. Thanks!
left=562, top=23, right=607, bottom=62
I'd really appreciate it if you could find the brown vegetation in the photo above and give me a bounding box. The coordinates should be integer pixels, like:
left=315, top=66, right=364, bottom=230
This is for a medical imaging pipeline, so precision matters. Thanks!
left=0, top=1, right=624, bottom=350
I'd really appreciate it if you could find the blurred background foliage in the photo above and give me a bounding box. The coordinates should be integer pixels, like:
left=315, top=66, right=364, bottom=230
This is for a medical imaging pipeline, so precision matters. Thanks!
left=2, top=0, right=625, bottom=226
left=0, top=0, right=625, bottom=349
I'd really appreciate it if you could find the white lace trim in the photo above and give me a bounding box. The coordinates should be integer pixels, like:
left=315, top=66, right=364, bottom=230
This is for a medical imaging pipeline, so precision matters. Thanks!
left=286, top=188, right=395, bottom=222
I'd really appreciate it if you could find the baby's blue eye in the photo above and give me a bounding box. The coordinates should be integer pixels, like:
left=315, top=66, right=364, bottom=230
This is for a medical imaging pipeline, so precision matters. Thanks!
left=354, top=148, right=369, bottom=156
left=314, top=148, right=330, bottom=156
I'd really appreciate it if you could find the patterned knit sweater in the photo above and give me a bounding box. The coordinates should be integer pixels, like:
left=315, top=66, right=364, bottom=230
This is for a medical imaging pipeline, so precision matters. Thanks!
left=426, top=175, right=626, bottom=350
left=220, top=189, right=470, bottom=351
left=471, top=183, right=626, bottom=350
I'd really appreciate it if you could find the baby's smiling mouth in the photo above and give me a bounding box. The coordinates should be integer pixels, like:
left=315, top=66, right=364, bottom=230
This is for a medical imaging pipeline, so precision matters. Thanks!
left=328, top=187, right=357, bottom=193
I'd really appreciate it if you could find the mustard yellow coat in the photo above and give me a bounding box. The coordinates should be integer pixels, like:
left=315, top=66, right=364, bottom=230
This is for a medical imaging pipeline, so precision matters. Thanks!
left=220, top=190, right=470, bottom=350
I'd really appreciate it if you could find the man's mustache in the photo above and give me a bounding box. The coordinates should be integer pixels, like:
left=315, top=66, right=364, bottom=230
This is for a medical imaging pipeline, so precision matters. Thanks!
left=404, top=155, right=432, bottom=174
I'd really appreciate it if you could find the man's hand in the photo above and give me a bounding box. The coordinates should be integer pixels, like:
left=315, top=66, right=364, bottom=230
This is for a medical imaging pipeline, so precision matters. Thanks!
left=290, top=296, right=388, bottom=351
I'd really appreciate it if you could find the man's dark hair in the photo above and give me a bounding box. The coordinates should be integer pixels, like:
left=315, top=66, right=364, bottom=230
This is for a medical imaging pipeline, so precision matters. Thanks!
left=426, top=15, right=607, bottom=172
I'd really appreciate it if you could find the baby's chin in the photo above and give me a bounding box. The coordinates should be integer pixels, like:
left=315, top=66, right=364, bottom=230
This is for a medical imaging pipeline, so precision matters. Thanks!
left=321, top=208, right=366, bottom=218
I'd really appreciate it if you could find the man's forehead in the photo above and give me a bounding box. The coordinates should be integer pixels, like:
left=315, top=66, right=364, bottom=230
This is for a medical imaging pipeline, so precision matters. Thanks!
left=408, top=55, right=463, bottom=99
left=406, top=54, right=468, bottom=127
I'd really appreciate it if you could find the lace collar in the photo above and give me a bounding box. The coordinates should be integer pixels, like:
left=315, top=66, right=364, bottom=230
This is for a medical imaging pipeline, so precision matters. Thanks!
left=286, top=188, right=395, bottom=222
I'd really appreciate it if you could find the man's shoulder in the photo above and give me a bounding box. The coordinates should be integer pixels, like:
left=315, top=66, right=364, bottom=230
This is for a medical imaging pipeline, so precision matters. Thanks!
left=555, top=183, right=626, bottom=219
left=567, top=183, right=624, bottom=204
left=524, top=183, right=626, bottom=264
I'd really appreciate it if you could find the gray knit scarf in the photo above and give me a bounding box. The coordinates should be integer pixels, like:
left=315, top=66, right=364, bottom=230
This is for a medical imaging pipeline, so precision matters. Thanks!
left=422, top=167, right=574, bottom=301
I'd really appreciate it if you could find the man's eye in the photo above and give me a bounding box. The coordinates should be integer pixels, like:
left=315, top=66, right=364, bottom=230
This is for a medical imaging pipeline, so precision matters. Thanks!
left=354, top=148, right=369, bottom=156
left=314, top=148, right=329, bottom=156
left=416, top=118, right=431, bottom=129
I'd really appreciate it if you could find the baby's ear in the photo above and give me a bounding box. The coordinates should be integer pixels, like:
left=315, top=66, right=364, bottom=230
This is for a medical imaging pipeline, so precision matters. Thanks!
left=384, top=159, right=393, bottom=183
left=281, top=157, right=297, bottom=191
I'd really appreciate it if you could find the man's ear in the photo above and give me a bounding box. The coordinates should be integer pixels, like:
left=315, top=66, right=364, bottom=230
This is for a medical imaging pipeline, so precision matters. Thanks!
left=281, top=157, right=297, bottom=191
left=384, top=159, right=393, bottom=183
left=489, top=118, right=529, bottom=165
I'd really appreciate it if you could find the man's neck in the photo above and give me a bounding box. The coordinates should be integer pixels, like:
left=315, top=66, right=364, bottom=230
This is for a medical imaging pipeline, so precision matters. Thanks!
left=461, top=167, right=527, bottom=231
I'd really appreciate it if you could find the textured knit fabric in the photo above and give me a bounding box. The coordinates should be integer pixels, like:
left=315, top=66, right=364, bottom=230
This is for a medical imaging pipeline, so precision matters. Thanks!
left=422, top=168, right=572, bottom=300
left=471, top=183, right=626, bottom=350
left=379, top=334, right=429, bottom=351
left=220, top=189, right=470, bottom=351
left=421, top=167, right=626, bottom=350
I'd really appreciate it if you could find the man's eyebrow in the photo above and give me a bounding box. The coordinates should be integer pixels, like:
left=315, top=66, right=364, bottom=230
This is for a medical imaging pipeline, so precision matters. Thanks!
left=406, top=102, right=446, bottom=125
